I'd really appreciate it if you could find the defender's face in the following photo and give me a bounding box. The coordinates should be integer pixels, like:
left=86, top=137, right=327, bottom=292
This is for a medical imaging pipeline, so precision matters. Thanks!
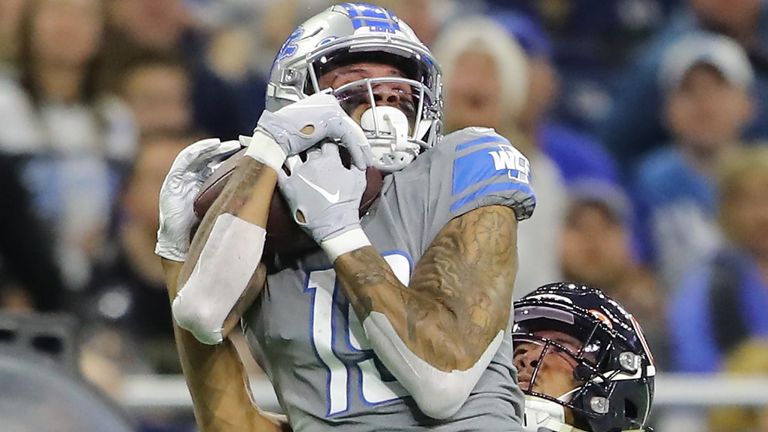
left=318, top=62, right=415, bottom=125
left=513, top=330, right=584, bottom=398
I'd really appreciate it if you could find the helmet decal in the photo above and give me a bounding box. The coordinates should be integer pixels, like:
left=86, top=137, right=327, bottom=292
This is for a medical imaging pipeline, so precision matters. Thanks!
left=316, top=36, right=339, bottom=48
left=527, top=293, right=574, bottom=304
left=276, top=27, right=304, bottom=62
left=339, top=3, right=401, bottom=33
left=588, top=309, right=613, bottom=329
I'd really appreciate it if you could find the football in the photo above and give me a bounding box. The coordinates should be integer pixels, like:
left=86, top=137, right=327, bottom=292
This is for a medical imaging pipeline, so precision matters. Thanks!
left=193, top=147, right=384, bottom=256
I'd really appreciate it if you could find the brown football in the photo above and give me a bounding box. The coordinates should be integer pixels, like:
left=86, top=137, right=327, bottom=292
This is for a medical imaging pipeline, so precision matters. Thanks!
left=193, top=147, right=384, bottom=256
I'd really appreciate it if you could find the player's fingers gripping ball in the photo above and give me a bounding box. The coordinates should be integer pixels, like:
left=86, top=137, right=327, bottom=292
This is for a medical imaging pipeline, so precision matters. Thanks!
left=155, top=138, right=241, bottom=261
left=254, top=92, right=374, bottom=171
left=193, top=143, right=384, bottom=257
left=277, top=143, right=367, bottom=246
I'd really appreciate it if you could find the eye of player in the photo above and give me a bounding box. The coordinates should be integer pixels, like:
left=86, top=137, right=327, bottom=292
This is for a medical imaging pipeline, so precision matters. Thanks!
left=335, top=83, right=416, bottom=126
left=550, top=335, right=581, bottom=356
left=513, top=330, right=593, bottom=370
left=322, top=63, right=407, bottom=88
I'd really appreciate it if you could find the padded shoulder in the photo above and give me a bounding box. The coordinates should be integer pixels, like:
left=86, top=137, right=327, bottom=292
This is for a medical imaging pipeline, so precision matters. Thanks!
left=432, top=127, right=536, bottom=221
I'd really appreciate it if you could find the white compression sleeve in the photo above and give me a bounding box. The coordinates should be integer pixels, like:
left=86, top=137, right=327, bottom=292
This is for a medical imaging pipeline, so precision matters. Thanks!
left=172, top=213, right=266, bottom=345
left=362, top=312, right=505, bottom=419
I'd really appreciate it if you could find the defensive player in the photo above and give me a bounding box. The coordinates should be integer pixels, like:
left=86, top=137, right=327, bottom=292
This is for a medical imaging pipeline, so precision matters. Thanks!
left=514, top=283, right=656, bottom=432
left=157, top=3, right=535, bottom=431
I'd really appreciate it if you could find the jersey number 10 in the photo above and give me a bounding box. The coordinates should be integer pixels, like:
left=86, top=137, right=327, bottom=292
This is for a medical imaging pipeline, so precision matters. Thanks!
left=305, top=253, right=410, bottom=416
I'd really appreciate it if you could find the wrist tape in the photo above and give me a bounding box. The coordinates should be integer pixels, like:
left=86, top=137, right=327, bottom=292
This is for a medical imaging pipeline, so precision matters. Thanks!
left=320, top=228, right=372, bottom=262
left=244, top=130, right=287, bottom=173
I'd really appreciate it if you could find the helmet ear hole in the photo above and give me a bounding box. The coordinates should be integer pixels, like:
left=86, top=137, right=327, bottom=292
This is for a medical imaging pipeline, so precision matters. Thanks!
left=338, top=146, right=352, bottom=170
left=303, top=78, right=317, bottom=96
left=294, top=209, right=307, bottom=224
left=625, top=399, right=639, bottom=421
left=572, top=363, right=592, bottom=381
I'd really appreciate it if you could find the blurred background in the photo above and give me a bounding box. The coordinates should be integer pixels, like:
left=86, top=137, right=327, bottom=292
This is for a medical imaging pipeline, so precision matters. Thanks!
left=0, top=0, right=766, bottom=431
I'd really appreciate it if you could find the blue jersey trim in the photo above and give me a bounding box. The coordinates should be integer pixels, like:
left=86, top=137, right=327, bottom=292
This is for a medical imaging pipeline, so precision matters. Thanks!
left=455, top=135, right=506, bottom=152
left=453, top=147, right=521, bottom=195
left=450, top=182, right=534, bottom=213
left=340, top=3, right=400, bottom=33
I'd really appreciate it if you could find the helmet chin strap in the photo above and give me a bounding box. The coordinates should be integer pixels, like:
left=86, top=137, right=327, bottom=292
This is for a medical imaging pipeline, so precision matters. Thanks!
left=360, top=106, right=420, bottom=171
left=523, top=396, right=587, bottom=432
left=557, top=387, right=580, bottom=404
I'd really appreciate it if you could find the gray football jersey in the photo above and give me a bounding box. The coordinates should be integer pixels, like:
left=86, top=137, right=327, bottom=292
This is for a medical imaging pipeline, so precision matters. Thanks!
left=243, top=127, right=536, bottom=431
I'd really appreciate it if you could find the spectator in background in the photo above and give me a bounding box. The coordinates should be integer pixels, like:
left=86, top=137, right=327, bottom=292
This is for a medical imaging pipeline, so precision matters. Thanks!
left=485, top=0, right=672, bottom=59
left=433, top=16, right=566, bottom=298
left=0, top=153, right=64, bottom=313
left=100, top=0, right=196, bottom=92
left=0, top=0, right=25, bottom=73
left=104, top=0, right=333, bottom=142
left=494, top=11, right=620, bottom=185
left=118, top=52, right=192, bottom=136
left=100, top=0, right=246, bottom=140
left=197, top=0, right=330, bottom=138
left=668, top=146, right=768, bottom=373
left=79, top=132, right=208, bottom=412
left=600, top=0, right=768, bottom=173
left=486, top=0, right=672, bottom=134
left=372, top=0, right=457, bottom=46
left=709, top=339, right=768, bottom=432
left=0, top=0, right=138, bottom=292
left=633, top=33, right=754, bottom=290
left=106, top=0, right=191, bottom=52
left=560, top=179, right=667, bottom=366
left=194, top=18, right=266, bottom=141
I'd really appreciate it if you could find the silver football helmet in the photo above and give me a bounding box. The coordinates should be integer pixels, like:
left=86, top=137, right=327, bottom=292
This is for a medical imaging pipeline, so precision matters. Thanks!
left=266, top=3, right=443, bottom=172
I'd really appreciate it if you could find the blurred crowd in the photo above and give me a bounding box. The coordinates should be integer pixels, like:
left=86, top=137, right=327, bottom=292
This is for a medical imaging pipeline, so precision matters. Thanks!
left=0, top=0, right=767, bottom=431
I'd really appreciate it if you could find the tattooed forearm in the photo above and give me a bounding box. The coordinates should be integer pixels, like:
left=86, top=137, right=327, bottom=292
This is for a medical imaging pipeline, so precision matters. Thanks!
left=162, top=260, right=284, bottom=432
left=163, top=155, right=282, bottom=431
left=334, top=205, right=518, bottom=371
left=166, top=157, right=279, bottom=431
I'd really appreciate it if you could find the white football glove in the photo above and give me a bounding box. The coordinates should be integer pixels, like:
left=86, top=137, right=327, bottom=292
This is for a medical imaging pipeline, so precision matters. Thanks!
left=277, top=143, right=367, bottom=247
left=155, top=138, right=241, bottom=262
left=251, top=92, right=373, bottom=171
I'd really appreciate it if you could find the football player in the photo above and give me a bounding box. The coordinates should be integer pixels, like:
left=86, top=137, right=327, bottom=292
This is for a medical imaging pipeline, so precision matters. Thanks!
left=157, top=3, right=535, bottom=431
left=513, top=283, right=656, bottom=432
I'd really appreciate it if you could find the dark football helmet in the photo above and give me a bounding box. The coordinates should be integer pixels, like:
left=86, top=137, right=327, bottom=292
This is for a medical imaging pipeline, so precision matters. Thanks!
left=513, top=282, right=656, bottom=432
